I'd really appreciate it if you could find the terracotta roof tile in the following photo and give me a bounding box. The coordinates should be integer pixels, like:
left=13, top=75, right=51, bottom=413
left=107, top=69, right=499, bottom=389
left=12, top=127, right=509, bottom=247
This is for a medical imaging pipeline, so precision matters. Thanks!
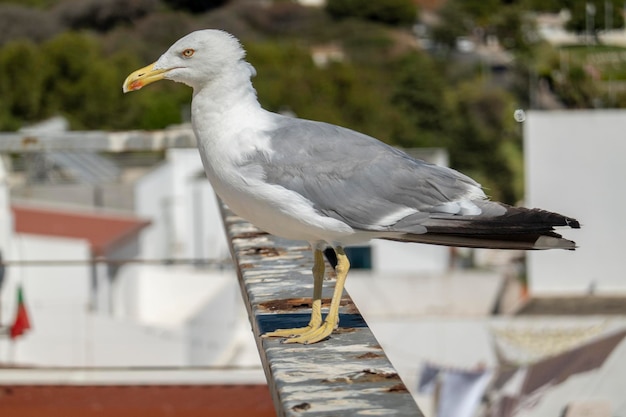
left=11, top=204, right=150, bottom=256
left=0, top=385, right=275, bottom=417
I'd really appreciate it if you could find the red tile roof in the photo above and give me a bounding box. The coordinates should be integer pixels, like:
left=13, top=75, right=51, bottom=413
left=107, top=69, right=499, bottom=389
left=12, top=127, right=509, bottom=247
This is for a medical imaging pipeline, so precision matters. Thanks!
left=0, top=385, right=276, bottom=417
left=11, top=204, right=150, bottom=256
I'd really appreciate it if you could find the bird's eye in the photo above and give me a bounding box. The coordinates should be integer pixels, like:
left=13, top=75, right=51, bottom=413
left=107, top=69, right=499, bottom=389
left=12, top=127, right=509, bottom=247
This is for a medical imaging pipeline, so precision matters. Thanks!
left=182, top=48, right=195, bottom=58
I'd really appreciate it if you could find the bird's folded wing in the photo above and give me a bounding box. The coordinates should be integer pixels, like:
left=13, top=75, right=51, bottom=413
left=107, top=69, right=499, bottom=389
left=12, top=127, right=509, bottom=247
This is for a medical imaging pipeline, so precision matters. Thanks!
left=243, top=115, right=486, bottom=231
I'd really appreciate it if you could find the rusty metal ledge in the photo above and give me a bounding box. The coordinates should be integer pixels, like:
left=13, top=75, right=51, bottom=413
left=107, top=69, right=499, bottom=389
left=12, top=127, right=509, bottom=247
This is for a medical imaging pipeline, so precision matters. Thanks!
left=221, top=205, right=424, bottom=417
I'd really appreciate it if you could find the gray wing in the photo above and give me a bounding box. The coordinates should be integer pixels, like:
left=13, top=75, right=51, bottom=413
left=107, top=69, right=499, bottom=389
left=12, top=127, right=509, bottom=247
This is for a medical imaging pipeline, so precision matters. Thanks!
left=245, top=115, right=485, bottom=232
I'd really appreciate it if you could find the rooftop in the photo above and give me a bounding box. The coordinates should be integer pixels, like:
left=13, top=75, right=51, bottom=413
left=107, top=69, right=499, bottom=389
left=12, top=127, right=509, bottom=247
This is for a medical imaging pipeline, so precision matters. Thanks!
left=0, top=384, right=275, bottom=417
left=11, top=203, right=150, bottom=256
left=516, top=296, right=626, bottom=315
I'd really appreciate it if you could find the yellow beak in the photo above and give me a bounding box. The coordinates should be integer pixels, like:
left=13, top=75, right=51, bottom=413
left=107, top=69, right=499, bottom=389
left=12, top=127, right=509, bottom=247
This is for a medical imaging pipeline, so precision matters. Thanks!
left=122, top=62, right=170, bottom=93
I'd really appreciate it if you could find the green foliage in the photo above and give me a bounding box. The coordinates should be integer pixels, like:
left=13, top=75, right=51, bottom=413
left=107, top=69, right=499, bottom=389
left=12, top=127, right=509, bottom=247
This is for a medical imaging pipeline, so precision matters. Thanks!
left=0, top=0, right=545, bottom=202
left=553, top=63, right=602, bottom=108
left=430, top=1, right=471, bottom=50
left=0, top=40, right=47, bottom=129
left=492, top=5, right=533, bottom=53
left=0, top=32, right=189, bottom=131
left=326, top=0, right=417, bottom=26
left=531, top=44, right=622, bottom=108
left=0, top=0, right=60, bottom=7
left=445, top=82, right=522, bottom=203
left=459, top=0, right=501, bottom=26
left=432, top=0, right=534, bottom=53
left=246, top=41, right=400, bottom=142
left=390, top=52, right=450, bottom=148
left=565, top=0, right=624, bottom=34
left=519, top=0, right=566, bottom=13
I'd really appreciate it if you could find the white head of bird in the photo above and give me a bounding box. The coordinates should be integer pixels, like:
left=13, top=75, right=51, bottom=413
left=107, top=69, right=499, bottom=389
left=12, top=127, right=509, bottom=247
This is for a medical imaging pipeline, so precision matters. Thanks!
left=123, top=30, right=248, bottom=92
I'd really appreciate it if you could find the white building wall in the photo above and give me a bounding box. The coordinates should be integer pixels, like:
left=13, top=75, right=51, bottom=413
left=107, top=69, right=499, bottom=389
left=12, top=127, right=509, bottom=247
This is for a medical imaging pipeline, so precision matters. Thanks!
left=0, top=235, right=191, bottom=367
left=117, top=264, right=241, bottom=365
left=135, top=149, right=229, bottom=262
left=0, top=234, right=91, bottom=365
left=525, top=110, right=626, bottom=294
left=0, top=156, right=13, bottom=262
left=135, top=162, right=174, bottom=260
left=188, top=177, right=230, bottom=261
left=88, top=315, right=185, bottom=367
left=370, top=240, right=449, bottom=274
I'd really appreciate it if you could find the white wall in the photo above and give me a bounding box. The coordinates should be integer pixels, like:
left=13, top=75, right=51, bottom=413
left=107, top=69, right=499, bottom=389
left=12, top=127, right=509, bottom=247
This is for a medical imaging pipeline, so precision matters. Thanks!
left=135, top=149, right=229, bottom=262
left=113, top=264, right=242, bottom=365
left=0, top=149, right=246, bottom=368
left=0, top=234, right=92, bottom=365
left=87, top=315, right=185, bottom=367
left=135, top=162, right=173, bottom=260
left=0, top=235, right=196, bottom=367
left=525, top=110, right=626, bottom=294
left=0, top=156, right=12, bottom=261
left=370, top=240, right=449, bottom=274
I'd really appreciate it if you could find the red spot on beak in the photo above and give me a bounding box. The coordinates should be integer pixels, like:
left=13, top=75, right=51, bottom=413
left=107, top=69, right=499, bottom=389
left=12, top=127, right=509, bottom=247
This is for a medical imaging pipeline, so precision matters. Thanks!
left=128, top=80, right=144, bottom=91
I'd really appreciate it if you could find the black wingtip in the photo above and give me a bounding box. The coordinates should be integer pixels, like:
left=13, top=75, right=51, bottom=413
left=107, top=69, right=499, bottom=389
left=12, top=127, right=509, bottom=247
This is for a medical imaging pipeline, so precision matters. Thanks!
left=565, top=217, right=581, bottom=229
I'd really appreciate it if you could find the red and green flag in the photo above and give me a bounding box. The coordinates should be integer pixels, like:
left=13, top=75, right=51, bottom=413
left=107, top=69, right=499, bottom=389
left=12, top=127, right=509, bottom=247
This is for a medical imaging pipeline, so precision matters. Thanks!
left=10, top=285, right=31, bottom=340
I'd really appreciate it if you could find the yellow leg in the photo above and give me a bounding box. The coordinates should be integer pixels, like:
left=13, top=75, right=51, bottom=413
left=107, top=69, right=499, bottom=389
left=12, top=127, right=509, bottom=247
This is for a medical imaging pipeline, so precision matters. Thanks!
left=283, top=247, right=350, bottom=344
left=262, top=249, right=325, bottom=338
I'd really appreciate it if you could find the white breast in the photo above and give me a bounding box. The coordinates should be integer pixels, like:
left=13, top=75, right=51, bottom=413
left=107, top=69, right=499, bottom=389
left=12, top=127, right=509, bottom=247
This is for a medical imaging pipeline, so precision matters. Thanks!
left=192, top=96, right=354, bottom=244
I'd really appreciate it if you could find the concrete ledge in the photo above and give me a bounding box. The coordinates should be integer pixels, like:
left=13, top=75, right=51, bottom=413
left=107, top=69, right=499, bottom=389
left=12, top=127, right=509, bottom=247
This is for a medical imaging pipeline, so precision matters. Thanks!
left=222, top=205, right=424, bottom=417
left=0, top=128, right=196, bottom=152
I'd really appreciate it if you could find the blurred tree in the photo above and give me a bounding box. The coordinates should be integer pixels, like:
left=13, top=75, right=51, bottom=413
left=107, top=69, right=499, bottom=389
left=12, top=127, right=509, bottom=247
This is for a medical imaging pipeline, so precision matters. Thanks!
left=430, top=1, right=470, bottom=50
left=326, top=0, right=417, bottom=26
left=0, top=32, right=190, bottom=131
left=520, top=0, right=569, bottom=12
left=0, top=40, right=47, bottom=129
left=0, top=0, right=60, bottom=7
left=130, top=11, right=198, bottom=61
left=55, top=0, right=158, bottom=32
left=0, top=4, right=61, bottom=46
left=552, top=62, right=602, bottom=108
left=247, top=40, right=406, bottom=142
left=445, top=82, right=522, bottom=203
left=566, top=0, right=624, bottom=34
left=337, top=20, right=395, bottom=65
left=241, top=1, right=320, bottom=37
left=41, top=32, right=105, bottom=126
left=162, top=0, right=229, bottom=13
left=458, top=0, right=502, bottom=26
left=492, top=4, right=534, bottom=53
left=390, top=52, right=450, bottom=148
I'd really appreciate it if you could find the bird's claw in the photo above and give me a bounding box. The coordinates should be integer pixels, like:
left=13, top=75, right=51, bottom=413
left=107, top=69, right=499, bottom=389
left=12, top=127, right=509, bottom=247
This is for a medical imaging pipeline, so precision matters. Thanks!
left=263, top=321, right=335, bottom=345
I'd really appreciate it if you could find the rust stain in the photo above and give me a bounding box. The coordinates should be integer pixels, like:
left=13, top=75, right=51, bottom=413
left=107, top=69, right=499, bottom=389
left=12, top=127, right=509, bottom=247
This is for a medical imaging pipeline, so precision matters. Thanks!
left=241, top=247, right=285, bottom=257
left=258, top=297, right=352, bottom=312
left=334, top=327, right=357, bottom=334
left=387, top=383, right=409, bottom=393
left=21, top=136, right=38, bottom=147
left=231, top=231, right=269, bottom=239
left=291, top=402, right=311, bottom=412
left=353, top=369, right=400, bottom=384
left=322, top=369, right=400, bottom=385
left=340, top=296, right=359, bottom=314
left=355, top=352, right=383, bottom=360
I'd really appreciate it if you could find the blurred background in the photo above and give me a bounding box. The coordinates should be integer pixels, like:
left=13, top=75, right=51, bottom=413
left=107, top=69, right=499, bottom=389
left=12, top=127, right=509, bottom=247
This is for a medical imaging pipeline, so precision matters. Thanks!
left=0, top=0, right=624, bottom=416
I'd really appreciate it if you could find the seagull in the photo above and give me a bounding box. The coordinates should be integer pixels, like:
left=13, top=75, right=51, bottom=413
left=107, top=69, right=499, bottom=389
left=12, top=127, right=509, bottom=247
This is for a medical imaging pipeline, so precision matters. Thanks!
left=123, top=30, right=580, bottom=344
